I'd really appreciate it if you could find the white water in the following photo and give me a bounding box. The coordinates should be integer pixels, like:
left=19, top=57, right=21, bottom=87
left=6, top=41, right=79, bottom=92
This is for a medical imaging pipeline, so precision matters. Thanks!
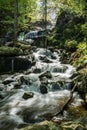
left=0, top=48, right=84, bottom=130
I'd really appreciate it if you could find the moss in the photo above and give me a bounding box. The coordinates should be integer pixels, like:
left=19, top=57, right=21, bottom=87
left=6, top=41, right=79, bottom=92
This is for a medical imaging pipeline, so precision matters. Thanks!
left=20, top=121, right=63, bottom=130
left=0, top=46, right=23, bottom=56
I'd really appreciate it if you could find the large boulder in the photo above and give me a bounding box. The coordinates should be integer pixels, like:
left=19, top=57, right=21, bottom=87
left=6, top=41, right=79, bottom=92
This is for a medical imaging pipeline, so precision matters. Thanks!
left=0, top=56, right=32, bottom=73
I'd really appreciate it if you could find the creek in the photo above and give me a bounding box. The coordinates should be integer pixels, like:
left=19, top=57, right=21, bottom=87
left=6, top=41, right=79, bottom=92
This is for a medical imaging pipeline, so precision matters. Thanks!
left=0, top=48, right=86, bottom=130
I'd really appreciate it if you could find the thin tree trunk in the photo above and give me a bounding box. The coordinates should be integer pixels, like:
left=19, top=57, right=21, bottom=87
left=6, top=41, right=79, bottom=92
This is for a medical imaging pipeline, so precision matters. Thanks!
left=14, top=0, right=18, bottom=44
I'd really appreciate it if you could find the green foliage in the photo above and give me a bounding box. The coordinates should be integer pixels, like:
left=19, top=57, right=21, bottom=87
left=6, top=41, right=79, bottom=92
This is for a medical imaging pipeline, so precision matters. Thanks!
left=18, top=0, right=37, bottom=29
left=65, top=40, right=78, bottom=51
left=77, top=42, right=87, bottom=55
left=72, top=42, right=87, bottom=67
left=0, top=0, right=37, bottom=37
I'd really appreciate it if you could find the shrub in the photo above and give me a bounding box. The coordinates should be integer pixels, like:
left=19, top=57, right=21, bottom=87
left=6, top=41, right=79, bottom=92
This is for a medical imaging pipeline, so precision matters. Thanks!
left=65, top=40, right=78, bottom=51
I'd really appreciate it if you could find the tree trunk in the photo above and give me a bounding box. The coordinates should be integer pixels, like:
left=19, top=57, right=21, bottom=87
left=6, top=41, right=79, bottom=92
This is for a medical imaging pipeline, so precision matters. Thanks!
left=14, top=0, right=18, bottom=44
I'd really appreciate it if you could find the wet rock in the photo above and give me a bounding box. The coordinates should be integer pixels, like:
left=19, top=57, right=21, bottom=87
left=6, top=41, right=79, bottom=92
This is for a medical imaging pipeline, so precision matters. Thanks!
left=0, top=94, right=4, bottom=99
left=39, top=71, right=52, bottom=79
left=3, top=77, right=15, bottom=85
left=33, top=68, right=41, bottom=73
left=22, top=92, right=34, bottom=100
left=40, top=84, right=48, bottom=94
left=42, top=57, right=52, bottom=63
left=0, top=83, right=5, bottom=91
left=20, top=76, right=32, bottom=85
left=0, top=92, right=8, bottom=99
left=14, top=83, right=21, bottom=89
left=51, top=55, right=57, bottom=59
left=39, top=55, right=52, bottom=63
left=31, top=61, right=36, bottom=66
left=40, top=76, right=48, bottom=84
left=48, top=47, right=54, bottom=52
left=32, top=46, right=37, bottom=52
left=39, top=55, right=46, bottom=61
left=52, top=82, right=61, bottom=91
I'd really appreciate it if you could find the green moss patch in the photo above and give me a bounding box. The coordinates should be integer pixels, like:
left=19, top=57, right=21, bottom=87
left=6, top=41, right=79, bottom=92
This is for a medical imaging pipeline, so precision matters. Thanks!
left=0, top=46, right=23, bottom=56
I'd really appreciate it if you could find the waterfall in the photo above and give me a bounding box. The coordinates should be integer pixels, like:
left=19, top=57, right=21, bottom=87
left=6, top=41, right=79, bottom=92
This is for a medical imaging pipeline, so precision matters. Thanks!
left=0, top=48, right=85, bottom=130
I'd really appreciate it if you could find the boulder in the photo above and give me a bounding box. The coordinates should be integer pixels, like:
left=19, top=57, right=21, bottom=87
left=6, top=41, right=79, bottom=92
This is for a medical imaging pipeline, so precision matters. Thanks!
left=33, top=68, right=41, bottom=73
left=22, top=92, right=34, bottom=100
left=40, top=76, right=48, bottom=85
left=14, top=83, right=21, bottom=89
left=39, top=71, right=52, bottom=79
left=40, top=84, right=48, bottom=94
left=3, top=77, right=15, bottom=85
left=0, top=56, right=32, bottom=73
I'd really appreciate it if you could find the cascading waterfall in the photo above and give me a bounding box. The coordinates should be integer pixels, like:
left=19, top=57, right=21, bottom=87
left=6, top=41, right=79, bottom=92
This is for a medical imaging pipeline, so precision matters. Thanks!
left=0, top=48, right=85, bottom=130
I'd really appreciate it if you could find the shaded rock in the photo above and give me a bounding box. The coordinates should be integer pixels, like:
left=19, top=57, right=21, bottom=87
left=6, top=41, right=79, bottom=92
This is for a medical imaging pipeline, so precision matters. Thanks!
left=31, top=61, right=36, bottom=66
left=0, top=46, right=23, bottom=56
left=39, top=76, right=48, bottom=94
left=40, top=84, right=48, bottom=94
left=48, top=47, right=54, bottom=52
left=0, top=56, right=32, bottom=73
left=14, top=83, right=21, bottom=89
left=42, top=57, right=52, bottom=63
left=0, top=83, right=5, bottom=91
left=3, top=77, right=15, bottom=85
left=20, top=120, right=63, bottom=130
left=0, top=92, right=8, bottom=100
left=0, top=94, right=4, bottom=99
left=40, top=76, right=48, bottom=84
left=33, top=68, right=41, bottom=73
left=22, top=92, right=34, bottom=100
left=51, top=55, right=57, bottom=59
left=39, top=56, right=52, bottom=63
left=39, top=71, right=52, bottom=79
left=32, top=46, right=37, bottom=52
left=20, top=76, right=32, bottom=85
left=70, top=72, right=79, bottom=79
left=52, top=82, right=61, bottom=91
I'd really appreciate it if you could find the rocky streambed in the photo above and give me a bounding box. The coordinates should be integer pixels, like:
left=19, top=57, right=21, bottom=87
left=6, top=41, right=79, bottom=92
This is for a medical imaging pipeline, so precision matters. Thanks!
left=0, top=48, right=87, bottom=130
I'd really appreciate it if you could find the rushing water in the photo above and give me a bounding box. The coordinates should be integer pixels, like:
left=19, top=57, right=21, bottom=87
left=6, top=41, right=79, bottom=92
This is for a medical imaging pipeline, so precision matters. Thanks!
left=0, top=48, right=85, bottom=130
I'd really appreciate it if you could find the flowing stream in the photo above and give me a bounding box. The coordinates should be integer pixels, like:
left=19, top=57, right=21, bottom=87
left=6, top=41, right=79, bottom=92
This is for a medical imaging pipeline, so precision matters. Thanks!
left=0, top=48, right=85, bottom=130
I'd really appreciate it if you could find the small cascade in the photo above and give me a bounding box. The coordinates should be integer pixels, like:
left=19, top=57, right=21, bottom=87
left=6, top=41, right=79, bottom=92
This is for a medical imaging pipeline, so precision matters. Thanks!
left=0, top=48, right=85, bottom=130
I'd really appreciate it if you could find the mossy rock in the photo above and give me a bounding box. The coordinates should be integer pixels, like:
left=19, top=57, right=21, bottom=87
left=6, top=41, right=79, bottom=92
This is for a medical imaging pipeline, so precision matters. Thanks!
left=20, top=121, right=63, bottom=130
left=0, top=46, right=23, bottom=56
